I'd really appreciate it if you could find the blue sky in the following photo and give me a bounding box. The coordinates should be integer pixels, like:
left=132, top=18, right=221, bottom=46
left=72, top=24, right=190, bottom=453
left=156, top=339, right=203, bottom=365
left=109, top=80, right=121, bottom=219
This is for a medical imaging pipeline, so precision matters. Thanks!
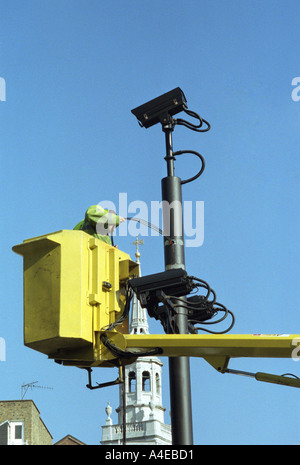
left=1, top=0, right=300, bottom=445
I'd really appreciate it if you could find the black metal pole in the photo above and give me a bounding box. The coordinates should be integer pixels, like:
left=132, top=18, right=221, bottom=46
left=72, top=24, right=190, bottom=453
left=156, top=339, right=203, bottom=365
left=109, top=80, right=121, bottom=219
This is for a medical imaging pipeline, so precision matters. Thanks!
left=120, top=365, right=126, bottom=445
left=161, top=121, right=194, bottom=445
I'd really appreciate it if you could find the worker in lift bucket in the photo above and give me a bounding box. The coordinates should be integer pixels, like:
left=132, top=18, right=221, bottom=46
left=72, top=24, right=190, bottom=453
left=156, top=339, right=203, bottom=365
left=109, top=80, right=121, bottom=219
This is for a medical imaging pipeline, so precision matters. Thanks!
left=73, top=205, right=125, bottom=246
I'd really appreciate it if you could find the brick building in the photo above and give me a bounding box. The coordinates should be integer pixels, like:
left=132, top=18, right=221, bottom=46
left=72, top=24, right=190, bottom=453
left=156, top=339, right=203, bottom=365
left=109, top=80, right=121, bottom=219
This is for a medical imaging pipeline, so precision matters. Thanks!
left=0, top=400, right=52, bottom=445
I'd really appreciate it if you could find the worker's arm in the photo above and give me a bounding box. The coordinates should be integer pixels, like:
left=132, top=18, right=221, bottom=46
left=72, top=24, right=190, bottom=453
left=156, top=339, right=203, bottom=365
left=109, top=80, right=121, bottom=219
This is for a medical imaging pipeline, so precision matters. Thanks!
left=85, top=205, right=121, bottom=228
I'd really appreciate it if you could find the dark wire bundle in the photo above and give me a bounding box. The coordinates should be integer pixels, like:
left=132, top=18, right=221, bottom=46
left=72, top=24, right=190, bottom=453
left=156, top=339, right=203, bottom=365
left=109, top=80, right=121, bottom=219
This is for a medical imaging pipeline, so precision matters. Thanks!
left=155, top=276, right=235, bottom=335
left=175, top=108, right=211, bottom=133
left=102, top=282, right=133, bottom=333
left=100, top=283, right=162, bottom=360
left=187, top=276, right=235, bottom=334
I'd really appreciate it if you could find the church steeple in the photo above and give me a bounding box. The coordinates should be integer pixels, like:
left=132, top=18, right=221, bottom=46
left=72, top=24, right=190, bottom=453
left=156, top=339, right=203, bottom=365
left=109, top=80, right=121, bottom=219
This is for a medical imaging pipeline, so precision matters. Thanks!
left=130, top=237, right=149, bottom=335
left=101, top=238, right=172, bottom=445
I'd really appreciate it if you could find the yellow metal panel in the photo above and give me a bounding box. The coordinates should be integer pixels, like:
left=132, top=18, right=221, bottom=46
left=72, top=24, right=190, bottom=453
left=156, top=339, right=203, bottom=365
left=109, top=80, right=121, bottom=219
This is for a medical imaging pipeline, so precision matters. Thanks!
left=56, top=332, right=300, bottom=368
left=51, top=332, right=300, bottom=369
left=13, top=230, right=139, bottom=362
left=123, top=333, right=300, bottom=360
left=13, top=231, right=93, bottom=355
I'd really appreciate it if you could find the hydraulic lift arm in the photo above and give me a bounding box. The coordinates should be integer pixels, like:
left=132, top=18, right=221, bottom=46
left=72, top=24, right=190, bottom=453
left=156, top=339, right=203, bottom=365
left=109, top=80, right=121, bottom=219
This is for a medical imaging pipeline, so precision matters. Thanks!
left=123, top=333, right=299, bottom=367
left=101, top=332, right=300, bottom=388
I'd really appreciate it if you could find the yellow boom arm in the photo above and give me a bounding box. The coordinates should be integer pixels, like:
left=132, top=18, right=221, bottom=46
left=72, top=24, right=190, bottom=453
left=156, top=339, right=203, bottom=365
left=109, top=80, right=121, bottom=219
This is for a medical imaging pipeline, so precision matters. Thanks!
left=101, top=332, right=300, bottom=388
left=117, top=332, right=300, bottom=372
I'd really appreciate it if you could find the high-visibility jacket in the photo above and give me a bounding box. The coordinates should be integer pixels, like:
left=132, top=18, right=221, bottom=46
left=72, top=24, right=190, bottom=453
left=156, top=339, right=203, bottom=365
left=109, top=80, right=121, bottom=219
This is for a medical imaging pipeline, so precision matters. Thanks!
left=73, top=205, right=121, bottom=245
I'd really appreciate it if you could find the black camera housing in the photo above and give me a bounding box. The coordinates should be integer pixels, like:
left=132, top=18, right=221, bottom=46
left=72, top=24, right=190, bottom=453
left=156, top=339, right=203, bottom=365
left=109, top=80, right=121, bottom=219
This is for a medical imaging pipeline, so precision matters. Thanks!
left=131, top=87, right=187, bottom=128
left=128, top=268, right=194, bottom=310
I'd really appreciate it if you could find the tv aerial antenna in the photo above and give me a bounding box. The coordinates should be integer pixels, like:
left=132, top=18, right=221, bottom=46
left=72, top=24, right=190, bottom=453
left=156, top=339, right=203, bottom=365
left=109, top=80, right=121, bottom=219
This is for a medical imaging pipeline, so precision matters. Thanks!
left=21, top=381, right=53, bottom=400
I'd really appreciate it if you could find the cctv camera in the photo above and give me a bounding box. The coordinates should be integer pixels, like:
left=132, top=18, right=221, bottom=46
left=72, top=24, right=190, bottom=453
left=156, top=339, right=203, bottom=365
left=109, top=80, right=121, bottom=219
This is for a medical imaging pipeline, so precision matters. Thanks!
left=131, top=87, right=187, bottom=128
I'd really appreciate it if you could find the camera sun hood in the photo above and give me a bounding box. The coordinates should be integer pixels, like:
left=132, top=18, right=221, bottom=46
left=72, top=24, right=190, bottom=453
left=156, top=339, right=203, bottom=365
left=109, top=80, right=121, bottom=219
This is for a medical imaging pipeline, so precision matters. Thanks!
left=131, top=87, right=187, bottom=128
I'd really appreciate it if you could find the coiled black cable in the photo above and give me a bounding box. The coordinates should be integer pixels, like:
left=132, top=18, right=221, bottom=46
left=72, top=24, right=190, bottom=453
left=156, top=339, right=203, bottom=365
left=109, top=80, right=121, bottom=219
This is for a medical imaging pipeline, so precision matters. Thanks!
left=173, top=150, right=205, bottom=185
left=100, top=333, right=162, bottom=360
left=152, top=273, right=235, bottom=335
left=176, top=108, right=211, bottom=132
left=102, top=285, right=133, bottom=332
left=101, top=282, right=163, bottom=360
left=159, top=293, right=235, bottom=335
left=189, top=308, right=235, bottom=335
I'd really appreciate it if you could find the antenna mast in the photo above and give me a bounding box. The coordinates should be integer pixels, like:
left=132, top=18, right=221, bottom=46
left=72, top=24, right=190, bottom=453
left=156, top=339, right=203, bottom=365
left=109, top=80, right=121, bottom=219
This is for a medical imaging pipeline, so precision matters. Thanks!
left=21, top=381, right=53, bottom=400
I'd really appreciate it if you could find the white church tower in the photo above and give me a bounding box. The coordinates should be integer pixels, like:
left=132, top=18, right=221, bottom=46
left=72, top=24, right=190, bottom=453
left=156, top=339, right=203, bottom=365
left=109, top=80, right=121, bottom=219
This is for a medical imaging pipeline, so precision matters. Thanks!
left=101, top=238, right=172, bottom=445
